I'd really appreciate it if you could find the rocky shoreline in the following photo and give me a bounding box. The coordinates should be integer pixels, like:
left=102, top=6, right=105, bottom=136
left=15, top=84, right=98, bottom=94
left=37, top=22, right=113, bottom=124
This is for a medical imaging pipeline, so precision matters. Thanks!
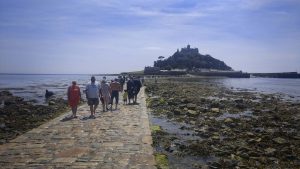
left=0, top=91, right=69, bottom=144
left=145, top=77, right=300, bottom=168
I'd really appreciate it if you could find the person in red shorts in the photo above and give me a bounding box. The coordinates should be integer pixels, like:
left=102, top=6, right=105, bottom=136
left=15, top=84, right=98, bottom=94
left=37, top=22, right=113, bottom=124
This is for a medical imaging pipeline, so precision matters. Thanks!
left=67, top=81, right=81, bottom=118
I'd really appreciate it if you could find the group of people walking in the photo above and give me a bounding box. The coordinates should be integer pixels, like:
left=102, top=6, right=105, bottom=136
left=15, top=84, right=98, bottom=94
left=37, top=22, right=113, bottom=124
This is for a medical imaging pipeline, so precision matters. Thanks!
left=67, top=75, right=142, bottom=118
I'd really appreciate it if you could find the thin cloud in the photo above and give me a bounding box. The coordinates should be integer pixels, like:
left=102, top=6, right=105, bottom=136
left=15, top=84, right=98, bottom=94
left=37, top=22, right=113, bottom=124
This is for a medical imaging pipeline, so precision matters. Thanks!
left=143, top=46, right=162, bottom=50
left=0, top=0, right=300, bottom=73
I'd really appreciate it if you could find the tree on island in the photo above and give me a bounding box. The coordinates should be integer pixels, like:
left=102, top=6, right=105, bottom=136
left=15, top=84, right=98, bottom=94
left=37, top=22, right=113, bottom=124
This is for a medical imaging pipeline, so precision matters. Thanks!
left=158, top=56, right=165, bottom=60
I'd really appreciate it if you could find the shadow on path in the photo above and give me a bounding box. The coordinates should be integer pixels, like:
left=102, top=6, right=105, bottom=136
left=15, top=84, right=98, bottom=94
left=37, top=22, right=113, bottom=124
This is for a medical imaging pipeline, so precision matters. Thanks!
left=60, top=116, right=74, bottom=122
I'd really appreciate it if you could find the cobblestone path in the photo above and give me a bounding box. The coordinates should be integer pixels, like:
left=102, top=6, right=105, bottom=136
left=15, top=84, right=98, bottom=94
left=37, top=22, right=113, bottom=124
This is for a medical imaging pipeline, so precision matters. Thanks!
left=0, top=88, right=156, bottom=169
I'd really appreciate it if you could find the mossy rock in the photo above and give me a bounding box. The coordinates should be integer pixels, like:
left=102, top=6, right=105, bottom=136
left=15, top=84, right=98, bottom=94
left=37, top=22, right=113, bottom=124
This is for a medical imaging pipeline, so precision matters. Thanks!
left=155, top=153, right=169, bottom=169
left=159, top=98, right=166, bottom=105
left=146, top=98, right=152, bottom=107
left=151, top=125, right=161, bottom=133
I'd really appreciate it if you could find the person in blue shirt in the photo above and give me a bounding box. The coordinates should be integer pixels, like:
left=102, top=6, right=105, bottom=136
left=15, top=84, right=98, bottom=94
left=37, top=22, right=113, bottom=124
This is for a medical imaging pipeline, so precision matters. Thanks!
left=85, top=76, right=100, bottom=118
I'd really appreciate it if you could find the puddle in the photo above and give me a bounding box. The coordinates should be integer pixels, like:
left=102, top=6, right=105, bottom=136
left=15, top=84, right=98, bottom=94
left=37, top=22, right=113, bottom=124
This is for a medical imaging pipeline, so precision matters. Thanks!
left=151, top=116, right=199, bottom=139
left=150, top=115, right=218, bottom=168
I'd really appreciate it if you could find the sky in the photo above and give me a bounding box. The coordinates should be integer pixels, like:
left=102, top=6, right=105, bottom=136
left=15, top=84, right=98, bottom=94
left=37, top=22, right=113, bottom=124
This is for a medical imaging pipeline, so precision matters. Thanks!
left=0, top=0, right=300, bottom=74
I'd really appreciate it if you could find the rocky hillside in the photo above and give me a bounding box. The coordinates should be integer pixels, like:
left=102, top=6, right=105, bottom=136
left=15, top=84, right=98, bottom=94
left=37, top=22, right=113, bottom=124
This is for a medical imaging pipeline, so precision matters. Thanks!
left=154, top=45, right=232, bottom=71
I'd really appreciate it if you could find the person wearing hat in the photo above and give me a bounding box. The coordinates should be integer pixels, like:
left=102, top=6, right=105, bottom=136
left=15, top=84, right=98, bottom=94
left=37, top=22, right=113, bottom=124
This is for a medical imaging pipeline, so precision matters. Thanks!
left=85, top=76, right=100, bottom=118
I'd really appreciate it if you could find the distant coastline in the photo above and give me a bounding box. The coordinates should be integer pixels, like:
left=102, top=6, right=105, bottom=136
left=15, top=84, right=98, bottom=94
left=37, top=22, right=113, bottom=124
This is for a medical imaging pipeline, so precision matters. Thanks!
left=1, top=71, right=299, bottom=79
left=0, top=73, right=119, bottom=76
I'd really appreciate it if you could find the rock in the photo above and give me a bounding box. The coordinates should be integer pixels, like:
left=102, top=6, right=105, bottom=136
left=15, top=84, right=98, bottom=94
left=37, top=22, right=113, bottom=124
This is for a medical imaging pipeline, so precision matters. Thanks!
left=187, top=110, right=198, bottom=116
left=28, top=99, right=38, bottom=103
left=199, top=107, right=209, bottom=112
left=180, top=98, right=189, bottom=103
left=264, top=148, right=276, bottom=155
left=236, top=103, right=247, bottom=109
left=211, top=162, right=221, bottom=168
left=23, top=108, right=31, bottom=113
left=285, top=155, right=297, bottom=160
left=266, top=128, right=275, bottom=133
left=224, top=118, right=233, bottom=123
left=4, top=100, right=16, bottom=106
left=187, top=103, right=197, bottom=110
left=273, top=137, right=287, bottom=144
left=167, top=98, right=177, bottom=105
left=173, top=109, right=181, bottom=115
left=246, top=132, right=254, bottom=136
left=240, top=152, right=249, bottom=159
left=0, top=91, right=13, bottom=96
left=48, top=101, right=56, bottom=106
left=211, top=101, right=220, bottom=108
left=234, top=99, right=243, bottom=104
left=211, top=135, right=220, bottom=140
left=0, top=123, right=6, bottom=129
left=178, top=104, right=186, bottom=109
left=255, top=138, right=262, bottom=142
left=0, top=139, right=6, bottom=144
left=211, top=108, right=220, bottom=113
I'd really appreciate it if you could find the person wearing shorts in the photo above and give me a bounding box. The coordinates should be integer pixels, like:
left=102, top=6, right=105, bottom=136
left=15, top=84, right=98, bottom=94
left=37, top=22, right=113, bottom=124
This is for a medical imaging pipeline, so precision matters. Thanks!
left=85, top=76, right=100, bottom=118
left=110, top=78, right=121, bottom=110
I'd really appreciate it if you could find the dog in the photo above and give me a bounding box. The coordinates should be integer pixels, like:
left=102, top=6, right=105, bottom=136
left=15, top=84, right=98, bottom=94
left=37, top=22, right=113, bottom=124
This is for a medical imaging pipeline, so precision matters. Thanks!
left=45, top=89, right=54, bottom=98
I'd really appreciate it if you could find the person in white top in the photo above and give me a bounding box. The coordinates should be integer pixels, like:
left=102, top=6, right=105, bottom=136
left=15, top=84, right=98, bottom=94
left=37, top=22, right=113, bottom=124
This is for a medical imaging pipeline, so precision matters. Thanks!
left=85, top=76, right=100, bottom=118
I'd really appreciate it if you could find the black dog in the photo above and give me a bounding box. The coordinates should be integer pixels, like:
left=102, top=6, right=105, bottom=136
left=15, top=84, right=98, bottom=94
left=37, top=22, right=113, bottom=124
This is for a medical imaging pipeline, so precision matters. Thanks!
left=45, top=89, right=54, bottom=98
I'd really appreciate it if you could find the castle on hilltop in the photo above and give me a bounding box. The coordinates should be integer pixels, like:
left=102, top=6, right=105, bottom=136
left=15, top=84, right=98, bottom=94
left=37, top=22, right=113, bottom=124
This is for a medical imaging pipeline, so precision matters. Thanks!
left=176, top=44, right=199, bottom=55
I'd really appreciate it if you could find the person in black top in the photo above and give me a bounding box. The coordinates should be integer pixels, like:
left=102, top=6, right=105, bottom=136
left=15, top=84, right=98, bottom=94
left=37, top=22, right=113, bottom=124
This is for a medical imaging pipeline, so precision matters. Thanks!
left=133, top=76, right=142, bottom=103
left=126, top=76, right=135, bottom=104
left=118, top=75, right=125, bottom=91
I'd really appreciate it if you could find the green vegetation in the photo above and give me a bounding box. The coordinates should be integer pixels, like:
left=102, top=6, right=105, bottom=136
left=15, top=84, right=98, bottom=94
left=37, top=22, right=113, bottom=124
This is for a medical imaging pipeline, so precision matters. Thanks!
left=151, top=125, right=161, bottom=133
left=154, top=153, right=169, bottom=169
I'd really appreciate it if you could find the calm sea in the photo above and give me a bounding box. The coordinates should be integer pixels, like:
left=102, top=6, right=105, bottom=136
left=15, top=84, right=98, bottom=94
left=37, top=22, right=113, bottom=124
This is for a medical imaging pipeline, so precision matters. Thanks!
left=0, top=74, right=116, bottom=104
left=0, top=74, right=300, bottom=104
left=218, top=78, right=300, bottom=100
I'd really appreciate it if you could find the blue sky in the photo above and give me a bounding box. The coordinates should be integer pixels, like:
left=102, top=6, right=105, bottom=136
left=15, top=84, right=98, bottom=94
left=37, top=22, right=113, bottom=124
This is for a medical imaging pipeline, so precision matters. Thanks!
left=0, top=0, right=300, bottom=74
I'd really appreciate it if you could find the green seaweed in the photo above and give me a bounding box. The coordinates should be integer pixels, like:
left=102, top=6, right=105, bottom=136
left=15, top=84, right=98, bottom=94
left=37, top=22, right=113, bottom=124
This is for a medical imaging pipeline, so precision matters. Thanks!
left=154, top=153, right=169, bottom=169
left=151, top=125, right=161, bottom=133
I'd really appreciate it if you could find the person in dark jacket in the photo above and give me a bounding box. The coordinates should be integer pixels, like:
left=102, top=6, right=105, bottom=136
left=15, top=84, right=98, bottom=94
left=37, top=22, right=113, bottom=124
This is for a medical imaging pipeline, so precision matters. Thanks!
left=133, top=77, right=142, bottom=103
left=126, top=76, right=135, bottom=104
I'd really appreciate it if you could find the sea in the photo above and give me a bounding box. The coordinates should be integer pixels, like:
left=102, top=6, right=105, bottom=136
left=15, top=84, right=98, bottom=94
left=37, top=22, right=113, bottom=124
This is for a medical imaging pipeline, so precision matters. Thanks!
left=0, top=74, right=117, bottom=104
left=0, top=74, right=300, bottom=104
left=218, top=77, right=300, bottom=100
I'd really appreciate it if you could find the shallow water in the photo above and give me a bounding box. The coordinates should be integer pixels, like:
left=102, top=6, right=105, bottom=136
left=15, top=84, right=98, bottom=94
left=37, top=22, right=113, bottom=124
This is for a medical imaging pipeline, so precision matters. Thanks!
left=0, top=74, right=116, bottom=104
left=151, top=116, right=219, bottom=168
left=217, top=78, right=300, bottom=99
left=216, top=110, right=255, bottom=120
